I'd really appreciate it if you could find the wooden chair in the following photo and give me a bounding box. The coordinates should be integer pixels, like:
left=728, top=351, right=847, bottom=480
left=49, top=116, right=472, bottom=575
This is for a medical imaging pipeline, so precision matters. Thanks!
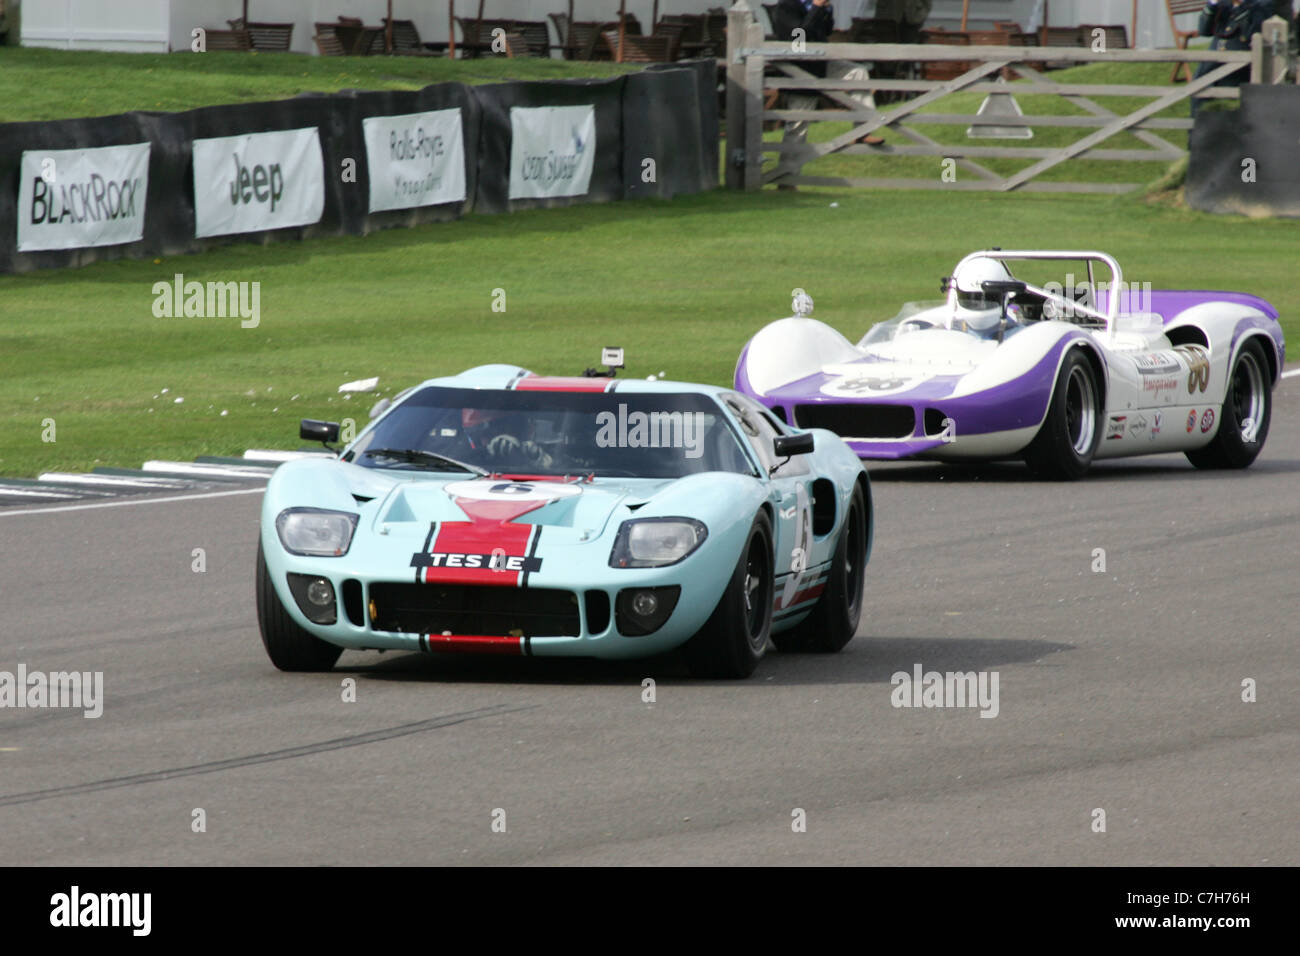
left=1167, top=0, right=1207, bottom=82
left=383, top=18, right=436, bottom=56
left=313, top=23, right=345, bottom=57
left=204, top=28, right=252, bottom=51
left=602, top=29, right=677, bottom=63
left=921, top=29, right=971, bottom=82
left=503, top=31, right=538, bottom=58
left=569, top=18, right=641, bottom=60
left=228, top=19, right=293, bottom=51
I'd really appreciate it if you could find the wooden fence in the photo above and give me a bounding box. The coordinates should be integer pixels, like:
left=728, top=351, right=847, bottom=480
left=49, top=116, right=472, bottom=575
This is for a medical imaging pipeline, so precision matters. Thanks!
left=724, top=1, right=1293, bottom=194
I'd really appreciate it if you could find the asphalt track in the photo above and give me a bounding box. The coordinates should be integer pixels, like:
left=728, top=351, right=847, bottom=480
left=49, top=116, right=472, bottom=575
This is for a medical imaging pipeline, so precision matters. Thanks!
left=1, top=380, right=1297, bottom=866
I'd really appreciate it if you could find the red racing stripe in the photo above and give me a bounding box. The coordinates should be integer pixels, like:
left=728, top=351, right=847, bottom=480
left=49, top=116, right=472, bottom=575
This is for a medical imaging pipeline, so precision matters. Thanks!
left=513, top=376, right=614, bottom=393
left=423, top=633, right=524, bottom=655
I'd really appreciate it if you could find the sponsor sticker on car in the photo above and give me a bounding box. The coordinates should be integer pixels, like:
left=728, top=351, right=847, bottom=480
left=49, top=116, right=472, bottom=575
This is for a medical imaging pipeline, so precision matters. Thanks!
left=1106, top=415, right=1127, bottom=441
left=1200, top=409, right=1216, bottom=433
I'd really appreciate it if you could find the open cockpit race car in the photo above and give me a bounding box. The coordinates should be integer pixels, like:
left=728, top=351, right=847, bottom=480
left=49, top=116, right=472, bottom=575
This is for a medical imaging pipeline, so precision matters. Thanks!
left=736, top=250, right=1285, bottom=479
left=257, top=359, right=871, bottom=679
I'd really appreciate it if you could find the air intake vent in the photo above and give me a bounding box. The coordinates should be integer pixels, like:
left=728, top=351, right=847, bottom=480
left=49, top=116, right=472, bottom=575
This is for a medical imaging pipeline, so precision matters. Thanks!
left=795, top=404, right=915, bottom=440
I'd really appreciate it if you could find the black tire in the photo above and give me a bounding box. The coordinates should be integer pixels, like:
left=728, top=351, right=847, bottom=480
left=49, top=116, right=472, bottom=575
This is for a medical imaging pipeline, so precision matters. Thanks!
left=1186, top=338, right=1272, bottom=470
left=1024, top=348, right=1102, bottom=481
left=256, top=542, right=343, bottom=672
left=772, top=482, right=868, bottom=653
left=683, top=511, right=774, bottom=679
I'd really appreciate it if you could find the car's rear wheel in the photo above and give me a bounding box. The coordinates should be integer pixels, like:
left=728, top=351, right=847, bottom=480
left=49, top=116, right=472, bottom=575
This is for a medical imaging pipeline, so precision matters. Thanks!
left=1186, top=338, right=1271, bottom=470
left=256, top=542, right=343, bottom=672
left=773, top=482, right=868, bottom=653
left=683, top=511, right=774, bottom=679
left=1024, top=348, right=1101, bottom=481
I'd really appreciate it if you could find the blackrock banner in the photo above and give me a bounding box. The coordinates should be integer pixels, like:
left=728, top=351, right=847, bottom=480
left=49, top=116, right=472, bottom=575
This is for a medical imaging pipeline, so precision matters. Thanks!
left=17, top=143, right=150, bottom=252
left=193, top=127, right=324, bottom=238
left=363, top=108, right=466, bottom=213
left=508, top=105, right=596, bottom=200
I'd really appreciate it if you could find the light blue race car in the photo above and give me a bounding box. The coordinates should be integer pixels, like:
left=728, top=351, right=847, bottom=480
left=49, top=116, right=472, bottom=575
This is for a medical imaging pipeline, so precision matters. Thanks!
left=256, top=360, right=872, bottom=678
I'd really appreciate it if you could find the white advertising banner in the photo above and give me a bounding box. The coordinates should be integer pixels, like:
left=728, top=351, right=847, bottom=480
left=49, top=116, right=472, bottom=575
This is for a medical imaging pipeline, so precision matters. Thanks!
left=17, top=143, right=150, bottom=252
left=193, top=127, right=324, bottom=238
left=363, top=108, right=467, bottom=213
left=508, top=105, right=596, bottom=200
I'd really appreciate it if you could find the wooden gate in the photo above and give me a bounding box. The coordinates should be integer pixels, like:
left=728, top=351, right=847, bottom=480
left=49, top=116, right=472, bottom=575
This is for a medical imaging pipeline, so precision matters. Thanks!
left=724, top=1, right=1292, bottom=194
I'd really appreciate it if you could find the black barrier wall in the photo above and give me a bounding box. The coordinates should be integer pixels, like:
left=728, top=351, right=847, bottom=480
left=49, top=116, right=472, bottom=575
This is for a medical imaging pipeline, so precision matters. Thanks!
left=1188, top=85, right=1300, bottom=218
left=0, top=63, right=717, bottom=274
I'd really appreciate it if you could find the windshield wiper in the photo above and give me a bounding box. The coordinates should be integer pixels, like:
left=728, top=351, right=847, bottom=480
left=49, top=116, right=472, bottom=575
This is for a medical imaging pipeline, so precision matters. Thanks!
left=362, top=448, right=486, bottom=475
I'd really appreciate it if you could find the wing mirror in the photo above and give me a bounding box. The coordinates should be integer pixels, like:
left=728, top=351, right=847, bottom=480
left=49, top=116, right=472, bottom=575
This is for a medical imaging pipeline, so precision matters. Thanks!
left=773, top=433, right=814, bottom=457
left=300, top=419, right=340, bottom=444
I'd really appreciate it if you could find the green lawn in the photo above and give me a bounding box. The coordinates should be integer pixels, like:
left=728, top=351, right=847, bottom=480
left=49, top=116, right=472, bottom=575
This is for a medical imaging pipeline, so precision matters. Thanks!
left=1, top=188, right=1294, bottom=478
left=0, top=46, right=634, bottom=123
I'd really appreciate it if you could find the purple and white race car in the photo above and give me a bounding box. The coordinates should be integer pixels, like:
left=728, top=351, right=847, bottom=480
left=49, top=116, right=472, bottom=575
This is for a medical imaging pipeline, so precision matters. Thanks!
left=736, top=250, right=1285, bottom=479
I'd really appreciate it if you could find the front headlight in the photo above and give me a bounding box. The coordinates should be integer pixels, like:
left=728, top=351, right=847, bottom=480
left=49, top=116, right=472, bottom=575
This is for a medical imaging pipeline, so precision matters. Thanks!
left=609, top=518, right=707, bottom=568
left=275, top=508, right=359, bottom=557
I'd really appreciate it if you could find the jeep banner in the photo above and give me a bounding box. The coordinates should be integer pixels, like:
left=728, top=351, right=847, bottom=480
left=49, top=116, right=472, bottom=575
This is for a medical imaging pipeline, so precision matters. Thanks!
left=507, top=106, right=596, bottom=201
left=192, top=127, right=324, bottom=239
left=17, top=143, right=151, bottom=252
left=363, top=108, right=466, bottom=213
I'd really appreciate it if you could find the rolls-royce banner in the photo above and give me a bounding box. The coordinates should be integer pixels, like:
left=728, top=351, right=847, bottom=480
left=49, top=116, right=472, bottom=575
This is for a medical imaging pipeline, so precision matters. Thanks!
left=192, top=127, right=324, bottom=238
left=362, top=108, right=466, bottom=213
left=508, top=105, right=596, bottom=200
left=17, top=143, right=150, bottom=252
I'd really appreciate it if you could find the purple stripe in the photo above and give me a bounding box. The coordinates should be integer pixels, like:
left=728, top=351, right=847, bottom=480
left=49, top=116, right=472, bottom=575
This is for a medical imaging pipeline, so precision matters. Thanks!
left=1097, top=289, right=1279, bottom=322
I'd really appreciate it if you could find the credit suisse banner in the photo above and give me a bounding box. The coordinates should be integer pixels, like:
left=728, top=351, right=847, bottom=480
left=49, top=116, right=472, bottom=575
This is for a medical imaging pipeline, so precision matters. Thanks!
left=17, top=143, right=150, bottom=252
left=508, top=105, right=596, bottom=200
left=192, top=127, right=324, bottom=238
left=362, top=108, right=467, bottom=213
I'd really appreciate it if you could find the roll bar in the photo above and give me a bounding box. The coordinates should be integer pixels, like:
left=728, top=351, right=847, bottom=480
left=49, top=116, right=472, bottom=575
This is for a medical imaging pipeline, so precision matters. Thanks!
left=945, top=250, right=1123, bottom=340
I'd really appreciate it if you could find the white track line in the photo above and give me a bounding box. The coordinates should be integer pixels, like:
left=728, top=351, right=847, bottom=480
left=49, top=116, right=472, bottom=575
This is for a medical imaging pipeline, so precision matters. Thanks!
left=1281, top=368, right=1300, bottom=379
left=143, top=460, right=273, bottom=479
left=243, top=449, right=334, bottom=462
left=0, top=487, right=85, bottom=500
left=0, top=487, right=264, bottom=518
left=39, top=472, right=193, bottom=489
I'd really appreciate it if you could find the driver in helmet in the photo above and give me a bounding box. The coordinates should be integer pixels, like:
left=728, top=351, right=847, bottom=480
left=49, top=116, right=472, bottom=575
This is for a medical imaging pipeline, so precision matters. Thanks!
left=461, top=408, right=555, bottom=469
left=949, top=255, right=1022, bottom=337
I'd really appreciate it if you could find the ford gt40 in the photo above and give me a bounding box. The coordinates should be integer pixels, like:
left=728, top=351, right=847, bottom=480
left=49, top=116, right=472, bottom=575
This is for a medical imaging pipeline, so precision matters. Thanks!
left=257, top=364, right=871, bottom=678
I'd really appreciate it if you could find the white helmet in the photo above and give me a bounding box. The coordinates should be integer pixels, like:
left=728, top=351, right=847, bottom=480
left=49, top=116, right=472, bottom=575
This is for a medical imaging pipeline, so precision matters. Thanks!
left=951, top=256, right=1014, bottom=331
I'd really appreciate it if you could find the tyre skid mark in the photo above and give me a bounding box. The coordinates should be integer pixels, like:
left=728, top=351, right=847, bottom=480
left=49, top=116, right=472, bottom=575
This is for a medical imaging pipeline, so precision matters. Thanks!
left=0, top=703, right=532, bottom=807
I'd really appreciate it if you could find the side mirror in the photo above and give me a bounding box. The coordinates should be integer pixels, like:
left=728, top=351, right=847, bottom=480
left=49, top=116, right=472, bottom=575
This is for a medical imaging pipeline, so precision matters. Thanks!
left=773, top=433, right=814, bottom=457
left=300, top=419, right=340, bottom=443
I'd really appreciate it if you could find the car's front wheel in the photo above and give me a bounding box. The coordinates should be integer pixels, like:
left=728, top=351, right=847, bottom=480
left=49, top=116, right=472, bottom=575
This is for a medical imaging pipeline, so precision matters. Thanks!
left=256, top=542, right=343, bottom=672
left=1186, top=338, right=1272, bottom=470
left=1024, top=348, right=1101, bottom=481
left=683, top=511, right=774, bottom=679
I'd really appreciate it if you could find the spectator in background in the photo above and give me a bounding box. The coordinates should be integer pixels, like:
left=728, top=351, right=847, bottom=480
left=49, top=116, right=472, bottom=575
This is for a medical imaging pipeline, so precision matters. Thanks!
left=874, top=0, right=932, bottom=44
left=1192, top=0, right=1272, bottom=115
left=775, top=0, right=883, bottom=190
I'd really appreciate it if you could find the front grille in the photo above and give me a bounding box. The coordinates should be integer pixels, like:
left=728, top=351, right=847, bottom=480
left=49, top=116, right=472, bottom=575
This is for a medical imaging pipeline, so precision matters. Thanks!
left=368, top=583, right=580, bottom=637
left=795, top=403, right=915, bottom=439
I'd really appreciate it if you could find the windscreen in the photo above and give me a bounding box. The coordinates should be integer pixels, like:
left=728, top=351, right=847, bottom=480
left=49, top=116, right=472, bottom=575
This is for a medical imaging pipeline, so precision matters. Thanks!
left=345, top=386, right=756, bottom=479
